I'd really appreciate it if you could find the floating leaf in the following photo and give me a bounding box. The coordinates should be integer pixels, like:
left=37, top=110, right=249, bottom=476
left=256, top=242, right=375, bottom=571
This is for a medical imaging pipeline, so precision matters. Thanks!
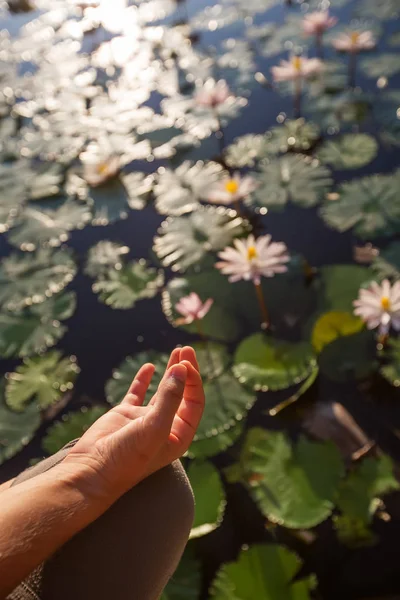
left=372, top=241, right=400, bottom=281
left=5, top=351, right=80, bottom=412
left=316, top=134, right=378, bottom=170
left=0, top=248, right=77, bottom=311
left=265, top=119, right=321, bottom=154
left=28, top=162, right=64, bottom=200
left=88, top=178, right=131, bottom=226
left=233, top=334, right=316, bottom=392
left=187, top=420, right=244, bottom=460
left=0, top=381, right=41, bottom=466
left=85, top=241, right=130, bottom=278
left=161, top=548, right=202, bottom=600
left=355, top=0, right=399, bottom=20
left=314, top=265, right=371, bottom=314
left=311, top=311, right=364, bottom=354
left=195, top=373, right=255, bottom=442
left=106, top=351, right=169, bottom=406
left=319, top=330, right=377, bottom=382
left=360, top=54, right=400, bottom=79
left=210, top=543, right=315, bottom=599
left=8, top=198, right=91, bottom=251
left=252, top=155, right=332, bottom=210
left=320, top=171, right=400, bottom=238
left=379, top=338, right=400, bottom=387
left=333, top=514, right=376, bottom=548
left=42, top=406, right=107, bottom=455
left=92, top=260, right=164, bottom=310
left=224, top=134, right=270, bottom=168
left=120, top=171, right=153, bottom=210
left=188, top=461, right=226, bottom=539
left=228, top=428, right=344, bottom=529
left=153, top=207, right=249, bottom=273
left=0, top=291, right=76, bottom=358
left=192, top=342, right=230, bottom=381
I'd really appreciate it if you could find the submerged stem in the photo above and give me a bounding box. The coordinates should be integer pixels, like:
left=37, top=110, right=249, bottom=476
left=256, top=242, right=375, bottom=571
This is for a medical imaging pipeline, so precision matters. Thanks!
left=254, top=282, right=269, bottom=330
left=215, top=111, right=225, bottom=156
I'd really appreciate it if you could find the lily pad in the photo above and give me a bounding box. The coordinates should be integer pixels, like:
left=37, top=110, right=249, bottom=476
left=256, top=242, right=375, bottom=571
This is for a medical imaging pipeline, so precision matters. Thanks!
left=161, top=548, right=202, bottom=600
left=319, top=330, right=378, bottom=382
left=88, top=178, right=131, bottom=226
left=233, top=334, right=316, bottom=392
left=252, top=155, right=332, bottom=210
left=92, top=260, right=164, bottom=310
left=320, top=171, right=400, bottom=238
left=0, top=248, right=77, bottom=311
left=360, top=54, right=400, bottom=79
left=316, top=134, right=378, bottom=170
left=265, top=119, right=321, bottom=154
left=120, top=172, right=153, bottom=210
left=8, top=198, right=92, bottom=251
left=195, top=373, right=256, bottom=442
left=227, top=428, right=344, bottom=529
left=187, top=420, right=244, bottom=460
left=153, top=206, right=249, bottom=273
left=192, top=342, right=230, bottom=381
left=225, top=134, right=269, bottom=168
left=311, top=311, right=364, bottom=354
left=355, top=0, right=399, bottom=20
left=379, top=338, right=400, bottom=387
left=313, top=265, right=371, bottom=314
left=372, top=241, right=400, bottom=281
left=188, top=461, right=226, bottom=539
left=0, top=381, right=41, bottom=466
left=5, top=351, right=80, bottom=412
left=0, top=291, right=76, bottom=358
left=210, top=543, right=315, bottom=599
left=85, top=241, right=130, bottom=278
left=42, top=406, right=108, bottom=455
left=106, top=351, right=169, bottom=406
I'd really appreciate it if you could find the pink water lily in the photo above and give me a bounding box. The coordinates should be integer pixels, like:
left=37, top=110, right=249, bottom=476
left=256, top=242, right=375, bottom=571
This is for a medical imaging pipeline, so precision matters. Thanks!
left=303, top=11, right=337, bottom=36
left=207, top=172, right=257, bottom=205
left=195, top=79, right=232, bottom=108
left=216, top=234, right=290, bottom=285
left=175, top=293, right=214, bottom=325
left=271, top=55, right=324, bottom=82
left=353, top=279, right=400, bottom=336
left=332, top=30, right=376, bottom=53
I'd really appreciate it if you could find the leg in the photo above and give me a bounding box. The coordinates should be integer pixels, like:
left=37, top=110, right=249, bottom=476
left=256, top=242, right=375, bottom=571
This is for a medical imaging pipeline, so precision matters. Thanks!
left=8, top=444, right=194, bottom=600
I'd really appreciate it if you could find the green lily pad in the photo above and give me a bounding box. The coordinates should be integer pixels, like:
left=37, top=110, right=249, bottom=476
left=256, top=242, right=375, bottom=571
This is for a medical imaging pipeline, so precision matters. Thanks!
left=88, top=178, right=131, bottom=226
left=5, top=351, right=80, bottom=412
left=153, top=206, right=249, bottom=273
left=0, top=247, right=77, bottom=311
left=311, top=311, right=364, bottom=354
left=187, top=420, right=244, bottom=460
left=210, top=543, right=315, bottom=599
left=42, top=406, right=108, bottom=455
left=264, top=119, right=321, bottom=155
left=161, top=548, right=202, bottom=600
left=316, top=134, right=378, bottom=170
left=106, top=351, right=169, bottom=406
left=195, top=373, right=256, bottom=442
left=252, top=154, right=332, bottom=210
left=233, top=334, right=316, bottom=392
left=379, top=338, right=400, bottom=387
left=372, top=241, right=400, bottom=281
left=192, top=342, right=230, bottom=381
left=84, top=241, right=130, bottom=278
left=319, top=330, right=378, bottom=383
left=28, top=162, right=64, bottom=200
left=320, top=171, right=400, bottom=239
left=225, top=134, right=272, bottom=168
left=360, top=54, right=400, bottom=79
left=227, top=428, right=344, bottom=529
left=188, top=461, right=226, bottom=539
left=92, top=260, right=164, bottom=310
left=355, top=0, right=399, bottom=20
left=0, top=381, right=41, bottom=465
left=120, top=172, right=153, bottom=210
left=0, top=291, right=76, bottom=358
left=8, top=198, right=92, bottom=251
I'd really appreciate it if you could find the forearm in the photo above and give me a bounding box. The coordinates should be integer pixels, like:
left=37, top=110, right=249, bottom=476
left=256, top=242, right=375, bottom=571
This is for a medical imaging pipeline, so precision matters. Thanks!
left=0, top=464, right=110, bottom=598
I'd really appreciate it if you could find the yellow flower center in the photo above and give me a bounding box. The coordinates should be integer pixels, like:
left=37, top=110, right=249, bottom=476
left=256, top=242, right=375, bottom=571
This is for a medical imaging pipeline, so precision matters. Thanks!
left=350, top=31, right=360, bottom=45
left=247, top=246, right=257, bottom=260
left=225, top=179, right=239, bottom=194
left=292, top=56, right=302, bottom=71
left=96, top=162, right=109, bottom=175
left=381, top=296, right=391, bottom=311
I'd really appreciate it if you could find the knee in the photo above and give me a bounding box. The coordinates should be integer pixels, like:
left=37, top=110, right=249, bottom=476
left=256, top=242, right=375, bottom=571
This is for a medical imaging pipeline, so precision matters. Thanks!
left=156, top=460, right=195, bottom=536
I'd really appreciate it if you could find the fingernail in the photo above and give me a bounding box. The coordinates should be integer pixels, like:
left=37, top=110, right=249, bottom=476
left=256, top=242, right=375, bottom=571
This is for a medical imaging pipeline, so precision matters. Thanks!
left=169, top=365, right=186, bottom=382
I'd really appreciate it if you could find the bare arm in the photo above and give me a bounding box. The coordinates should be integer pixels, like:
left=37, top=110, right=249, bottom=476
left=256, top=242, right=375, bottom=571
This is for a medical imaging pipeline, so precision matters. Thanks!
left=0, top=347, right=204, bottom=599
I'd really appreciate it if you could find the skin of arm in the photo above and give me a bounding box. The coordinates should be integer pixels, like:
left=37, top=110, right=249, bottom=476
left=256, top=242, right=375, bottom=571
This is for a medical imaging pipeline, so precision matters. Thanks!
left=0, top=346, right=204, bottom=599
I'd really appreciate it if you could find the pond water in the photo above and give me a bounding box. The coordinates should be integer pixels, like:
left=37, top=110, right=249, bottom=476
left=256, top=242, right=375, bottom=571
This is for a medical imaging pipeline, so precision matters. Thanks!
left=0, top=0, right=400, bottom=597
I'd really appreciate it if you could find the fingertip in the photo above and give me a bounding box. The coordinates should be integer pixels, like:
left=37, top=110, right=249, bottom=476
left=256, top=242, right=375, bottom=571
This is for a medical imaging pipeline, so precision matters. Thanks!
left=169, top=363, right=187, bottom=383
left=179, top=346, right=200, bottom=370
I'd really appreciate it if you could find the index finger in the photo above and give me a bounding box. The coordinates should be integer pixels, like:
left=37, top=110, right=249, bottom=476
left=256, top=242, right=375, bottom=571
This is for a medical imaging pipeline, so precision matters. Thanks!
left=179, top=346, right=200, bottom=372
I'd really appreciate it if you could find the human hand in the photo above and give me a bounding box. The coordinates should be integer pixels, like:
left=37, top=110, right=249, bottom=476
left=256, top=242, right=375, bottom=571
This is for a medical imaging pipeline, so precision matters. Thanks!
left=59, top=346, right=204, bottom=505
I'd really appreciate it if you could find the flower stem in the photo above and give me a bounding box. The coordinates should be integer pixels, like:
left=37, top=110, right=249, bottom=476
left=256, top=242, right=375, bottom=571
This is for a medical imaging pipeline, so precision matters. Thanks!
left=233, top=199, right=242, bottom=215
left=294, top=77, right=302, bottom=119
left=215, top=111, right=225, bottom=157
left=348, top=51, right=357, bottom=88
left=254, top=282, right=269, bottom=330
left=316, top=33, right=324, bottom=59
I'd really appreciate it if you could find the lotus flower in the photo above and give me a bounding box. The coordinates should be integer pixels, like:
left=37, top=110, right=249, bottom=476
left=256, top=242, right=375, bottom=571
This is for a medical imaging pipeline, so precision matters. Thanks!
left=207, top=172, right=257, bottom=205
left=195, top=79, right=232, bottom=108
left=216, top=234, right=290, bottom=285
left=271, top=55, right=324, bottom=82
left=175, top=292, right=213, bottom=325
left=332, top=30, right=376, bottom=53
left=82, top=155, right=120, bottom=187
left=353, top=279, right=400, bottom=335
left=303, top=11, right=337, bottom=36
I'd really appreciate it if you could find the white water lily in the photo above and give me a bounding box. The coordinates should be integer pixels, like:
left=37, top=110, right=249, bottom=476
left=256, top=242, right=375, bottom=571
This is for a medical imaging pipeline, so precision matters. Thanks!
left=353, top=279, right=400, bottom=335
left=195, top=79, right=232, bottom=108
left=303, top=11, right=337, bottom=36
left=82, top=155, right=120, bottom=187
left=271, top=55, right=324, bottom=82
left=216, top=234, right=290, bottom=285
left=207, top=172, right=257, bottom=205
left=332, top=30, right=376, bottom=53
